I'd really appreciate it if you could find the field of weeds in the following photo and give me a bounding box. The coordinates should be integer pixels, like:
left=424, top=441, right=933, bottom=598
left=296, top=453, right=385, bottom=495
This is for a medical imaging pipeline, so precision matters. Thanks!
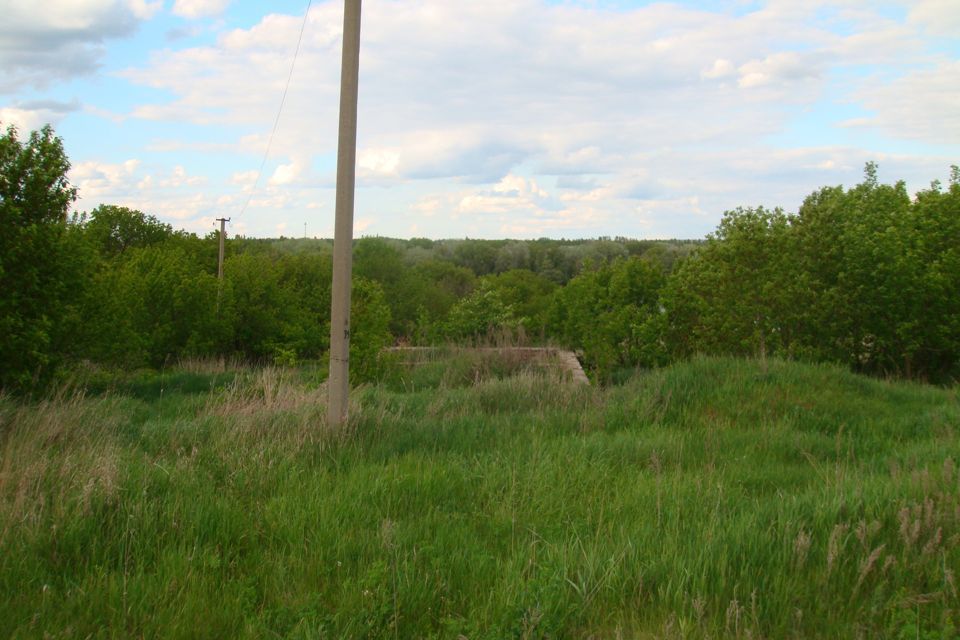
left=1, top=357, right=958, bottom=638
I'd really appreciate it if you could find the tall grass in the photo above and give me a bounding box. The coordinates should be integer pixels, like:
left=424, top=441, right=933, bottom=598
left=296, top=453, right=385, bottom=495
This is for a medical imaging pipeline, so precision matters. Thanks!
left=379, top=345, right=579, bottom=392
left=0, top=357, right=957, bottom=638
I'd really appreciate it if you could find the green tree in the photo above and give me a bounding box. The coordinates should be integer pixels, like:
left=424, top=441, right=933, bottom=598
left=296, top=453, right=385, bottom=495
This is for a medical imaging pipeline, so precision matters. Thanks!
left=443, top=282, right=517, bottom=342
left=115, top=245, right=227, bottom=366
left=395, top=260, right=476, bottom=341
left=480, top=269, right=556, bottom=338
left=791, top=165, right=915, bottom=374
left=494, top=241, right=531, bottom=273
left=905, top=168, right=960, bottom=379
left=663, top=206, right=793, bottom=360
left=549, top=257, right=665, bottom=379
left=353, top=237, right=404, bottom=289
left=349, top=278, right=392, bottom=383
left=451, top=240, right=500, bottom=276
left=279, top=253, right=333, bottom=357
left=0, top=125, right=79, bottom=390
left=82, top=204, right=173, bottom=258
left=224, top=252, right=293, bottom=361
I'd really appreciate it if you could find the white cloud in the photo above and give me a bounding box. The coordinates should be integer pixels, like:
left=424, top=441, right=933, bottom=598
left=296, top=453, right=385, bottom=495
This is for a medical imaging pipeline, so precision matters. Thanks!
left=358, top=148, right=401, bottom=177
left=908, top=0, right=960, bottom=37
left=0, top=107, right=53, bottom=132
left=850, top=60, right=960, bottom=144
left=355, top=217, right=375, bottom=234
left=162, top=165, right=206, bottom=188
left=0, top=0, right=158, bottom=92
left=69, top=159, right=219, bottom=231
left=231, top=170, right=258, bottom=188
left=36, top=0, right=960, bottom=237
left=128, top=0, right=163, bottom=20
left=701, top=58, right=736, bottom=80
left=738, top=52, right=823, bottom=88
left=458, top=175, right=554, bottom=217
left=119, top=0, right=853, bottom=182
left=269, top=158, right=308, bottom=186
left=172, top=0, right=232, bottom=19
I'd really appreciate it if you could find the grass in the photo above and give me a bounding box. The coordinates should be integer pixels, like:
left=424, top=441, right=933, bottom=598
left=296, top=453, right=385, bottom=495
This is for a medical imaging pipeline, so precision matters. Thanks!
left=1, top=356, right=958, bottom=638
left=378, top=346, right=578, bottom=392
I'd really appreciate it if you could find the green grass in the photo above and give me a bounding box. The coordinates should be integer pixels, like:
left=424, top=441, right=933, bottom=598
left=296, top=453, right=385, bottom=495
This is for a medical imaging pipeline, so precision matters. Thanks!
left=1, top=357, right=958, bottom=638
left=377, top=347, right=573, bottom=392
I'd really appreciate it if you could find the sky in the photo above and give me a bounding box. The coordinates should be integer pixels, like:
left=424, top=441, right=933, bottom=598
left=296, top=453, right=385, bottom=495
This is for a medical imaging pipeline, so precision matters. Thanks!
left=1, top=0, right=958, bottom=240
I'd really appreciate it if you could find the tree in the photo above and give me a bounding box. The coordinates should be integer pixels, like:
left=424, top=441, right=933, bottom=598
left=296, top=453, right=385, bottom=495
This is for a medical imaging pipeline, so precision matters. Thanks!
left=277, top=253, right=333, bottom=359
left=663, top=206, right=793, bottom=360
left=82, top=204, right=173, bottom=258
left=443, top=282, right=517, bottom=342
left=224, top=252, right=293, bottom=361
left=549, top=257, right=666, bottom=379
left=480, top=269, right=556, bottom=338
left=494, top=241, right=531, bottom=273
left=792, top=165, right=916, bottom=374
left=350, top=278, right=392, bottom=383
left=395, top=260, right=476, bottom=341
left=0, top=125, right=78, bottom=390
left=353, top=237, right=404, bottom=288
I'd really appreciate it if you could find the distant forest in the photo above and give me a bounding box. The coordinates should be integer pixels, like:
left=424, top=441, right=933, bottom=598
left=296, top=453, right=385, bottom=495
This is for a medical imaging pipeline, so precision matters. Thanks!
left=3, top=125, right=959, bottom=390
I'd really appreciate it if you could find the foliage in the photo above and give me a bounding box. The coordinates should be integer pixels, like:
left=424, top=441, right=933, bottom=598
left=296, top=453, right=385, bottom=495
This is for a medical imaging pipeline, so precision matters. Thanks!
left=664, top=164, right=960, bottom=382
left=1, top=124, right=958, bottom=388
left=550, top=256, right=666, bottom=379
left=480, top=269, right=556, bottom=338
left=122, top=244, right=227, bottom=366
left=663, top=206, right=793, bottom=359
left=442, top=281, right=518, bottom=342
left=276, top=252, right=333, bottom=359
left=0, top=125, right=78, bottom=391
left=82, top=204, right=173, bottom=258
left=349, top=277, right=392, bottom=383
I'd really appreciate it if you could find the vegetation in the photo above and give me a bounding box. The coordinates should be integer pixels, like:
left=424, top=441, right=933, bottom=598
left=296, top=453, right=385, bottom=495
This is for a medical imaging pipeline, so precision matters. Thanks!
left=0, top=125, right=80, bottom=391
left=664, top=166, right=960, bottom=382
left=3, top=125, right=958, bottom=393
left=2, top=123, right=959, bottom=636
left=1, top=357, right=958, bottom=638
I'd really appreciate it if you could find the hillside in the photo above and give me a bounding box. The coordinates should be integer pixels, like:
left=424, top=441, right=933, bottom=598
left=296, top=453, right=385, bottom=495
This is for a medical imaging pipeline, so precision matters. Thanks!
left=1, top=357, right=958, bottom=638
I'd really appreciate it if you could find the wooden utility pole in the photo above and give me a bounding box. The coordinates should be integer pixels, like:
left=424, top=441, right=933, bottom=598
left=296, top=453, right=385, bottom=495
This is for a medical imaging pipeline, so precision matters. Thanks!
left=216, top=217, right=230, bottom=280
left=327, top=0, right=362, bottom=426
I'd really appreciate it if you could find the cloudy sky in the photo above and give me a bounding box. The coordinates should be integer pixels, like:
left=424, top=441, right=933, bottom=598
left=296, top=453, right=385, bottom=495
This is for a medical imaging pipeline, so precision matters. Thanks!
left=1, top=0, right=957, bottom=239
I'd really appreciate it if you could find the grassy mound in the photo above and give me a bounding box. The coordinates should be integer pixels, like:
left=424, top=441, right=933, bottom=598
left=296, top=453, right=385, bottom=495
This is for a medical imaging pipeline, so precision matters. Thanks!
left=1, top=357, right=958, bottom=638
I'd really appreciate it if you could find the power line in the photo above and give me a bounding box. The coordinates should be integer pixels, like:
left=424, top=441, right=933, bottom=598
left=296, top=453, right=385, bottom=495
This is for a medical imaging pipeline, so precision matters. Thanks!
left=235, top=0, right=313, bottom=221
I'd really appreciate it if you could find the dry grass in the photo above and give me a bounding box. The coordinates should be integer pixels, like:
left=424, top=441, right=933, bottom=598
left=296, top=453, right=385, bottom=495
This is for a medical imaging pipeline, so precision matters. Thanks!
left=202, top=366, right=345, bottom=457
left=0, top=390, right=124, bottom=542
left=176, top=355, right=243, bottom=375
left=209, top=366, right=325, bottom=417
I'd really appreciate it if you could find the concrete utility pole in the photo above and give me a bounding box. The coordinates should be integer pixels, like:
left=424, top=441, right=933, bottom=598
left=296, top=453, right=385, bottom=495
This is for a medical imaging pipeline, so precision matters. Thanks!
left=327, top=0, right=362, bottom=426
left=216, top=217, right=230, bottom=280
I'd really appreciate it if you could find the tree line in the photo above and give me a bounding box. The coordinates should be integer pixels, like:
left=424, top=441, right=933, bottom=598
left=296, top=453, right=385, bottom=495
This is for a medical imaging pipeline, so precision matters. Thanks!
left=2, top=124, right=958, bottom=391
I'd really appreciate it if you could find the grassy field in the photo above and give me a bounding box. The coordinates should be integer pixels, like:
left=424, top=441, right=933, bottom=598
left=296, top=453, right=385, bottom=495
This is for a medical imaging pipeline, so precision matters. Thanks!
left=1, top=356, right=958, bottom=638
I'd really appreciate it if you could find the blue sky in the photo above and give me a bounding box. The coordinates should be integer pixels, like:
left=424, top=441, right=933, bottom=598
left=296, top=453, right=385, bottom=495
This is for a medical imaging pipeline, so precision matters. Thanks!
left=1, top=0, right=957, bottom=239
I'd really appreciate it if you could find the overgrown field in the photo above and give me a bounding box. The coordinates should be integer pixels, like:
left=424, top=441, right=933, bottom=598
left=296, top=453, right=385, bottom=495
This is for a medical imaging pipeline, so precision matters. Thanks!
left=1, top=357, right=958, bottom=638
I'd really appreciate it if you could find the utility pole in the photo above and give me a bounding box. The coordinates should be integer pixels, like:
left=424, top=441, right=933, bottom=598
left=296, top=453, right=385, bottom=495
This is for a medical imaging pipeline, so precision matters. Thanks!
left=327, top=0, right=362, bottom=426
left=216, top=217, right=230, bottom=281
